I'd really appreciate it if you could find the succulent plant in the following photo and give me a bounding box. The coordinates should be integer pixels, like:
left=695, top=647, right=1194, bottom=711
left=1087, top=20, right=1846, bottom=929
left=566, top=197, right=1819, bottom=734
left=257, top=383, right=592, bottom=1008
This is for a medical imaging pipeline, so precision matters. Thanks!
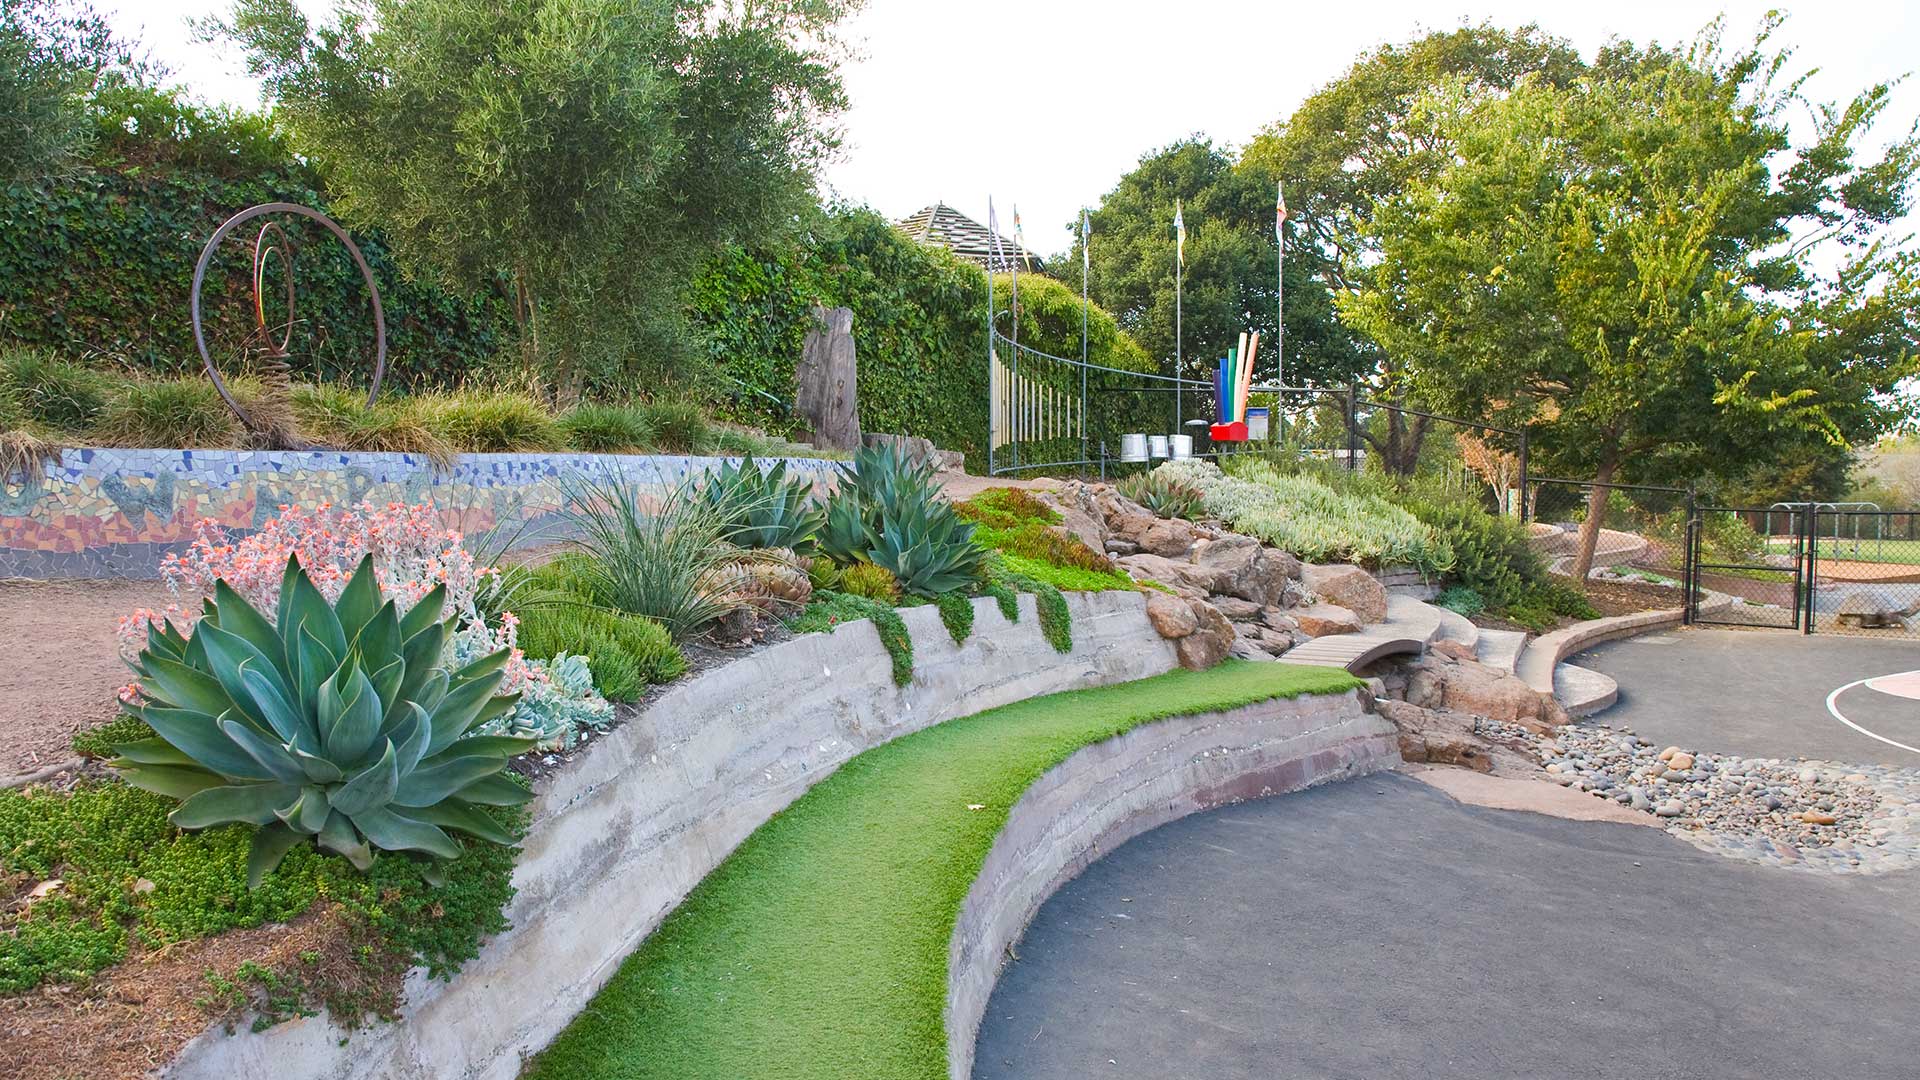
left=816, top=489, right=878, bottom=566
left=866, top=496, right=990, bottom=597
left=112, top=555, right=534, bottom=887
left=700, top=456, right=826, bottom=554
left=1119, top=469, right=1205, bottom=520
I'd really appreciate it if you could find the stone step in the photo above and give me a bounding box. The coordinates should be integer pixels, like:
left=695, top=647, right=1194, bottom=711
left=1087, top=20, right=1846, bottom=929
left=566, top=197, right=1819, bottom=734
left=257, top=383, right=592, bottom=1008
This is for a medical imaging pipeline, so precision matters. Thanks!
left=1473, top=629, right=1528, bottom=675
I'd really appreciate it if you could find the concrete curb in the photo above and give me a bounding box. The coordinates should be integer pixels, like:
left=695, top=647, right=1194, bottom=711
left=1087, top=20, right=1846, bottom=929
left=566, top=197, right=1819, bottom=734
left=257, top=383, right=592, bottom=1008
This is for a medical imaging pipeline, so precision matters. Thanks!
left=161, top=591, right=1179, bottom=1080
left=1514, top=607, right=1684, bottom=695
left=945, top=688, right=1398, bottom=1080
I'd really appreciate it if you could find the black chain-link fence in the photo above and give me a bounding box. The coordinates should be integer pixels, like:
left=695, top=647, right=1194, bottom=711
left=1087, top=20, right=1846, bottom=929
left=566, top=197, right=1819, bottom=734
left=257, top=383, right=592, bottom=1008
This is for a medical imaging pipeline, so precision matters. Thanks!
left=1808, top=510, right=1920, bottom=636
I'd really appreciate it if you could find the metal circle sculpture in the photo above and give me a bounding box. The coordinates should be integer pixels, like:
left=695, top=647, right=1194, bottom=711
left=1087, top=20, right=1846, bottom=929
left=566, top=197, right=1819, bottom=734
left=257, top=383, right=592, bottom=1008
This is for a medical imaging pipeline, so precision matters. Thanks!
left=189, top=202, right=388, bottom=430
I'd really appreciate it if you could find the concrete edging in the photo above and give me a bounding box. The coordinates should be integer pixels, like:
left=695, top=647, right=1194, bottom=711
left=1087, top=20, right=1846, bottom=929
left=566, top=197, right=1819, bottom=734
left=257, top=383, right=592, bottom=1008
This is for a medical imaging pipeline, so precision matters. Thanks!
left=161, top=590, right=1179, bottom=1080
left=1514, top=607, right=1684, bottom=716
left=945, top=688, right=1398, bottom=1080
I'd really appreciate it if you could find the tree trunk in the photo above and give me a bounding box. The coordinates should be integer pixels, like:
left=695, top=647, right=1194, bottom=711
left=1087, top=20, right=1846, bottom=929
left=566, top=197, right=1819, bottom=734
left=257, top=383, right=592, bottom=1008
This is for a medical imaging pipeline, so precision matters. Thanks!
left=1570, top=456, right=1619, bottom=585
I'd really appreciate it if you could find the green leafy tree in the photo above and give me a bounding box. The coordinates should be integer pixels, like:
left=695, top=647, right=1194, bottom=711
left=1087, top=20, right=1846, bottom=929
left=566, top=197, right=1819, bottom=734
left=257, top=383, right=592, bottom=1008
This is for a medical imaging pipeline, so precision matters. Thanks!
left=1340, top=18, right=1920, bottom=580
left=217, top=0, right=857, bottom=394
left=1242, top=24, right=1584, bottom=472
left=0, top=0, right=147, bottom=180
left=1068, top=137, right=1364, bottom=397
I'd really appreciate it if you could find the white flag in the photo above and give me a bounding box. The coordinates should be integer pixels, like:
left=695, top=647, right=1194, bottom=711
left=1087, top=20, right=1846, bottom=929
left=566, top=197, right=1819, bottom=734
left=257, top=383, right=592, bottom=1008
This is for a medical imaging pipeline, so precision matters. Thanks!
left=1173, top=199, right=1186, bottom=270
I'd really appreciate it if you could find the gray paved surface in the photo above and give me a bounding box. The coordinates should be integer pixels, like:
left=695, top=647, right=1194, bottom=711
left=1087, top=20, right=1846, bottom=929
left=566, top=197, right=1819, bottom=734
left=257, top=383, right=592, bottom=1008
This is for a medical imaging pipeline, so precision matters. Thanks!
left=972, top=773, right=1920, bottom=1080
left=1572, top=628, right=1920, bottom=768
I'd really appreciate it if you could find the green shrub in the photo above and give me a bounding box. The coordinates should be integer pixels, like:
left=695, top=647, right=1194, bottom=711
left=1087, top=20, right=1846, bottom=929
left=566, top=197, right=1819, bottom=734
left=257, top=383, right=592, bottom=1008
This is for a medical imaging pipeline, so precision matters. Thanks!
left=113, top=556, right=533, bottom=885
left=425, top=392, right=562, bottom=452
left=1435, top=586, right=1486, bottom=618
left=838, top=562, right=900, bottom=602
left=95, top=377, right=244, bottom=447
left=0, top=346, right=116, bottom=432
left=290, top=383, right=453, bottom=463
left=786, top=591, right=913, bottom=686
left=515, top=602, right=686, bottom=700
left=933, top=592, right=974, bottom=644
left=1407, top=499, right=1543, bottom=612
left=640, top=400, right=711, bottom=453
left=560, top=404, right=655, bottom=453
left=699, top=456, right=826, bottom=553
left=556, top=472, right=751, bottom=640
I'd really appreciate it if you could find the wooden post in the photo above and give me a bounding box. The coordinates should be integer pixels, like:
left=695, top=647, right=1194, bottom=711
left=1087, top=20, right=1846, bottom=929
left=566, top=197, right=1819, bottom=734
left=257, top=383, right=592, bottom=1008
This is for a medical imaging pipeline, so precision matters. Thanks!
left=796, top=306, right=861, bottom=452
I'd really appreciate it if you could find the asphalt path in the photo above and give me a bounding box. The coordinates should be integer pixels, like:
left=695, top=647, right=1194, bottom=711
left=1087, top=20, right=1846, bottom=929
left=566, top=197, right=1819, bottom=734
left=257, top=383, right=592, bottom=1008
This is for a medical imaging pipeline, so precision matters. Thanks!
left=1570, top=628, right=1920, bottom=768
left=972, top=772, right=1920, bottom=1080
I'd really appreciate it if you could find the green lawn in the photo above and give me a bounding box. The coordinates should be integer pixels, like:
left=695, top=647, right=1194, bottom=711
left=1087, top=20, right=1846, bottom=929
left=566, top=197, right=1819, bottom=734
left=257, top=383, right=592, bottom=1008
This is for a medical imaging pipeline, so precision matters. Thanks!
left=524, top=661, right=1361, bottom=1080
left=1767, top=536, right=1920, bottom=566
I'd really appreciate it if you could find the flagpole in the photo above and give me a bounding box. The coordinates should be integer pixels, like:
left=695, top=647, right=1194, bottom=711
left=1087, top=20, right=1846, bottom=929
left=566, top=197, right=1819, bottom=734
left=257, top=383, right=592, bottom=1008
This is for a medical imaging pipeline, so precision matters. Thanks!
left=987, top=197, right=998, bottom=475
left=1174, top=197, right=1183, bottom=435
left=1276, top=181, right=1286, bottom=388
left=1080, top=207, right=1090, bottom=467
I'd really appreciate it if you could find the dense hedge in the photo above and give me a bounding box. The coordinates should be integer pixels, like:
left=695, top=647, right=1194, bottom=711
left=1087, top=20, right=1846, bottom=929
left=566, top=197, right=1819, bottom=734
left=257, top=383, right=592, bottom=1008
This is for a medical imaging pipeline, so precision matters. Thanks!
left=0, top=89, right=514, bottom=388
left=692, top=207, right=1160, bottom=464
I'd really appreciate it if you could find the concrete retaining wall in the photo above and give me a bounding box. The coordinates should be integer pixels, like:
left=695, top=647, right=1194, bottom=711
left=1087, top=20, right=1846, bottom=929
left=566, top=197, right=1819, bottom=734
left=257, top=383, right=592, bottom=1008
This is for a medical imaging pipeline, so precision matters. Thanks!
left=945, top=688, right=1398, bottom=1080
left=1514, top=607, right=1684, bottom=694
left=1, top=447, right=838, bottom=579
left=162, top=590, right=1178, bottom=1080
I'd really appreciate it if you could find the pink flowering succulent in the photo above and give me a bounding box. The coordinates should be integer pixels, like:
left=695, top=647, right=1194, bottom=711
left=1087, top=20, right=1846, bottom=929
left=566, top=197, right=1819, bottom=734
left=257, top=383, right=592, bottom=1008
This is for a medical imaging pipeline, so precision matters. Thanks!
left=118, top=501, right=497, bottom=656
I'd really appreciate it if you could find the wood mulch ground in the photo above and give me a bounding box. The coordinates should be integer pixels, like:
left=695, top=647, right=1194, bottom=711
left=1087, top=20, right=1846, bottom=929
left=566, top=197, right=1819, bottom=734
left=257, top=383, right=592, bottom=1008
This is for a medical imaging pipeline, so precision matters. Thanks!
left=1470, top=576, right=1686, bottom=637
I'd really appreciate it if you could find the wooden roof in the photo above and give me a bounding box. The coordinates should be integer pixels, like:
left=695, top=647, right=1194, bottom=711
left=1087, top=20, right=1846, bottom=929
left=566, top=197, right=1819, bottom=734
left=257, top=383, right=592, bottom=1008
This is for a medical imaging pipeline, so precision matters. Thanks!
left=895, top=202, right=1043, bottom=272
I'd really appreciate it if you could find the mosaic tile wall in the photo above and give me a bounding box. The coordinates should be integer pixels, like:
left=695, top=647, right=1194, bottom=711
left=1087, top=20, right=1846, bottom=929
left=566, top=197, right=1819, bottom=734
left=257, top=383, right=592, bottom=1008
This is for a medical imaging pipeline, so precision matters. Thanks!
left=0, top=448, right=840, bottom=579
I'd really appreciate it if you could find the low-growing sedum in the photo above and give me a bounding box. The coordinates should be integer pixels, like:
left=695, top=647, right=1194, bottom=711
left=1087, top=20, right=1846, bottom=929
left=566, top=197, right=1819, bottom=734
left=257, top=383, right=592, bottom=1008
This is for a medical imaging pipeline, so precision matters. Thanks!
left=112, top=555, right=534, bottom=887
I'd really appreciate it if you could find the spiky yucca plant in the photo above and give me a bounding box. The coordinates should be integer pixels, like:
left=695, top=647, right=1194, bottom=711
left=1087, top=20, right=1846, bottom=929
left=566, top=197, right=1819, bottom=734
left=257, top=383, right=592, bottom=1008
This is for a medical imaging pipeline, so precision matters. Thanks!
left=113, top=555, right=534, bottom=887
left=700, top=456, right=826, bottom=554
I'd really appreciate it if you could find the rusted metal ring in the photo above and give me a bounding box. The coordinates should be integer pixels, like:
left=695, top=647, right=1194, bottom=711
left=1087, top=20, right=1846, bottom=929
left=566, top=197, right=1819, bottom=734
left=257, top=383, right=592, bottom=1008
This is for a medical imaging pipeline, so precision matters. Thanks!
left=251, top=220, right=297, bottom=357
left=190, top=202, right=387, bottom=425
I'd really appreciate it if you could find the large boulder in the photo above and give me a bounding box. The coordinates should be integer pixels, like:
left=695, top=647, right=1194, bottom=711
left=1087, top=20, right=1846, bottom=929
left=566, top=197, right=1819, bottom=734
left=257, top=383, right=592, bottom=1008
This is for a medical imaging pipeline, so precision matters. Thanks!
left=1293, top=602, right=1361, bottom=637
left=1300, top=563, right=1389, bottom=624
left=1190, top=534, right=1293, bottom=606
left=1116, top=553, right=1228, bottom=596
left=1143, top=590, right=1198, bottom=639
left=1405, top=656, right=1567, bottom=732
left=1034, top=489, right=1108, bottom=553
left=1175, top=599, right=1234, bottom=670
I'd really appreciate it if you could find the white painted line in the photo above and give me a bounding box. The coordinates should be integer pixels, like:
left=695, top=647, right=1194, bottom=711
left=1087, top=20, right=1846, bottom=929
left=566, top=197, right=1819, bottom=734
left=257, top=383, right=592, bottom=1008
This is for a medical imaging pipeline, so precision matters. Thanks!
left=1826, top=670, right=1920, bottom=757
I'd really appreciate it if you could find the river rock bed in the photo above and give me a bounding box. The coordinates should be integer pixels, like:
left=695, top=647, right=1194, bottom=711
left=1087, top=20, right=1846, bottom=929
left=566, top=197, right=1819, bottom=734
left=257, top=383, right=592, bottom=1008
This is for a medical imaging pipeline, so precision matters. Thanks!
left=1476, top=717, right=1920, bottom=875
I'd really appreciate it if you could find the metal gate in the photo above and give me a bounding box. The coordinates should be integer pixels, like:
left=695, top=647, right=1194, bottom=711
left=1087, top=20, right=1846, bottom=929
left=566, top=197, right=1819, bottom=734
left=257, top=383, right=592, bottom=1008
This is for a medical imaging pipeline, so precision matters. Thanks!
left=1685, top=507, right=1920, bottom=637
left=1686, top=506, right=1806, bottom=630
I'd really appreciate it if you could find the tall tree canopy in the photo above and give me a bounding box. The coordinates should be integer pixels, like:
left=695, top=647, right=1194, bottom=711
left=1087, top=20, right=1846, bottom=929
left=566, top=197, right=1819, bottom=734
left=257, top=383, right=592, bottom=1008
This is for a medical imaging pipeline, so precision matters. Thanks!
left=1067, top=137, right=1363, bottom=397
left=1339, top=17, right=1920, bottom=578
left=0, top=0, right=147, bottom=180
left=219, top=0, right=858, bottom=394
left=1241, top=24, right=1585, bottom=472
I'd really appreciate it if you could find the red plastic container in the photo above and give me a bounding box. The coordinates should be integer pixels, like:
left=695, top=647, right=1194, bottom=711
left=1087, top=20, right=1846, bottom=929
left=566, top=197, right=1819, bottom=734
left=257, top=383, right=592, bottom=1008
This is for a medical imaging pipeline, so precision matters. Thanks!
left=1209, top=421, right=1249, bottom=442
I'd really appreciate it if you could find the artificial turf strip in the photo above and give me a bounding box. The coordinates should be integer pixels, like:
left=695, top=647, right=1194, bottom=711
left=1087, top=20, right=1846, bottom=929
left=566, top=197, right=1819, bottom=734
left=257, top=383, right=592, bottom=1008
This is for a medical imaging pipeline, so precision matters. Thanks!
left=524, top=660, right=1361, bottom=1080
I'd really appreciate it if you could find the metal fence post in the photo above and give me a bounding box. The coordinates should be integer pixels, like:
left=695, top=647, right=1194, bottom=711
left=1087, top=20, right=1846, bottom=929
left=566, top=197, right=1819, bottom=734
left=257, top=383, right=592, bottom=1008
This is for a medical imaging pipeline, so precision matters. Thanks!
left=1802, top=504, right=1817, bottom=635
left=1682, top=513, right=1698, bottom=626
left=1344, top=385, right=1359, bottom=472
left=1516, top=428, right=1530, bottom=522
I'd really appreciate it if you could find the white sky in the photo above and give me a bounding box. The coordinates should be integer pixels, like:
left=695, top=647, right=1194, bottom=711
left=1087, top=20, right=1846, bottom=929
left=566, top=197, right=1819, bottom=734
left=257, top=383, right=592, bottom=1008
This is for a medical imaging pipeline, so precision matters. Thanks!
left=107, top=0, right=1920, bottom=256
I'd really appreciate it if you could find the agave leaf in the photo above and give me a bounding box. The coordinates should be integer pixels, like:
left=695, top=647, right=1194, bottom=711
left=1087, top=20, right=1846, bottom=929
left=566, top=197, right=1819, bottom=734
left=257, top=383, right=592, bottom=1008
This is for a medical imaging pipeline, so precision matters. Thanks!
left=274, top=785, right=332, bottom=835
left=109, top=737, right=198, bottom=767
left=291, top=623, right=336, bottom=715
left=330, top=740, right=399, bottom=818
left=290, top=745, right=345, bottom=784
left=274, top=554, right=302, bottom=638
left=318, top=809, right=375, bottom=870
left=351, top=806, right=461, bottom=859
left=403, top=800, right=516, bottom=846
left=448, top=772, right=534, bottom=806
left=172, top=782, right=300, bottom=828
left=140, top=706, right=277, bottom=781
left=325, top=667, right=383, bottom=763
left=239, top=664, right=312, bottom=750
left=392, top=753, right=521, bottom=808
left=286, top=564, right=346, bottom=660
left=212, top=581, right=292, bottom=684
left=197, top=623, right=292, bottom=733
left=395, top=622, right=450, bottom=714
left=428, top=734, right=538, bottom=761
left=425, top=671, right=509, bottom=755
left=400, top=583, right=447, bottom=640
left=246, top=822, right=306, bottom=888
left=137, top=654, right=233, bottom=716
left=368, top=657, right=406, bottom=729
left=353, top=600, right=403, bottom=677
left=447, top=647, right=511, bottom=688
left=392, top=702, right=431, bottom=774
left=334, top=555, right=383, bottom=643
left=220, top=718, right=308, bottom=785
left=116, top=763, right=225, bottom=799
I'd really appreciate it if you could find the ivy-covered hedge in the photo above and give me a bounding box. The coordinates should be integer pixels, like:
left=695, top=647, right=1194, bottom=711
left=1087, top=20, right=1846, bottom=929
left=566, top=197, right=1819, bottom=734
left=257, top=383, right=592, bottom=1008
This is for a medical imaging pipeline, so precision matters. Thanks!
left=692, top=207, right=1162, bottom=464
left=0, top=89, right=513, bottom=388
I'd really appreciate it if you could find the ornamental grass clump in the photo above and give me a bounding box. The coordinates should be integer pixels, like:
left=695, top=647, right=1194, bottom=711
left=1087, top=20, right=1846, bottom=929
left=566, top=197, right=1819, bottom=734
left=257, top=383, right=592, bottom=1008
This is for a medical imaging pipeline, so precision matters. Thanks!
left=422, top=391, right=562, bottom=453
left=557, top=471, right=756, bottom=640
left=112, top=555, right=534, bottom=887
left=290, top=383, right=453, bottom=464
left=560, top=403, right=656, bottom=453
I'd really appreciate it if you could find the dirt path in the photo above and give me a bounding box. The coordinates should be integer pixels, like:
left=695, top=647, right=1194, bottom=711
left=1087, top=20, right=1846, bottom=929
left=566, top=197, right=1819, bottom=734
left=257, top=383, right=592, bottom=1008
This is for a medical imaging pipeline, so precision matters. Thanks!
left=0, top=577, right=170, bottom=778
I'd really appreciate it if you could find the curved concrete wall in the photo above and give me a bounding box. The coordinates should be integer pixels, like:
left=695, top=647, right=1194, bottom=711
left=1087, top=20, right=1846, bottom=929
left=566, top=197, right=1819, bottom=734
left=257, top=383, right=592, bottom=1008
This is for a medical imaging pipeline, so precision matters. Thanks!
left=946, top=688, right=1399, bottom=1080
left=163, top=590, right=1178, bottom=1080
